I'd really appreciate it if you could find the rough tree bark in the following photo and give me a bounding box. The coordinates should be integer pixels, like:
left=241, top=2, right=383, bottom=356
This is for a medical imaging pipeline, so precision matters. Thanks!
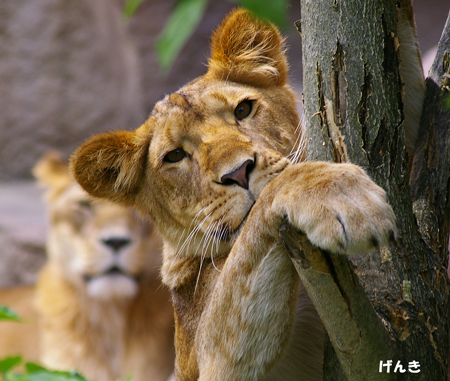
left=280, top=0, right=450, bottom=379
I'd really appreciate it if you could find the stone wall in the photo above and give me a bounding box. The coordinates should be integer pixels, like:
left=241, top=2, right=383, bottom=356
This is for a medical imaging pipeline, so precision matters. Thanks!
left=0, top=0, right=144, bottom=180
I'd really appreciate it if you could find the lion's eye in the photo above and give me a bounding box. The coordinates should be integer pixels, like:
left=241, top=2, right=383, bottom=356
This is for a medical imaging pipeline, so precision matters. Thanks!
left=78, top=200, right=92, bottom=209
left=72, top=199, right=93, bottom=216
left=234, top=100, right=253, bottom=120
left=164, top=148, right=186, bottom=163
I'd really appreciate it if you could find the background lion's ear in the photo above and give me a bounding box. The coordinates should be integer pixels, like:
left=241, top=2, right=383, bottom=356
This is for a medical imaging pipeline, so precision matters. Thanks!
left=33, top=151, right=72, bottom=200
left=205, top=8, right=288, bottom=87
left=70, top=131, right=148, bottom=206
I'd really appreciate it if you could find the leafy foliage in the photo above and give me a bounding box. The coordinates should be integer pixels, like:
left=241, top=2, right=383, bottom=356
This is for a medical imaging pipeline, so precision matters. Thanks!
left=0, top=308, right=102, bottom=381
left=0, top=345, right=88, bottom=379
left=442, top=93, right=450, bottom=109
left=123, top=0, right=290, bottom=72
left=1, top=361, right=88, bottom=381
left=0, top=358, right=131, bottom=381
left=123, top=0, right=146, bottom=19
left=155, top=0, right=209, bottom=72
left=230, top=0, right=289, bottom=29
left=0, top=307, right=21, bottom=323
left=0, top=357, right=22, bottom=374
left=0, top=360, right=132, bottom=381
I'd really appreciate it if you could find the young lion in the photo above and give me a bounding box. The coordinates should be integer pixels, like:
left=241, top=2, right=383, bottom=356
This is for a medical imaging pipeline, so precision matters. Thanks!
left=21, top=152, right=173, bottom=381
left=71, top=9, right=397, bottom=381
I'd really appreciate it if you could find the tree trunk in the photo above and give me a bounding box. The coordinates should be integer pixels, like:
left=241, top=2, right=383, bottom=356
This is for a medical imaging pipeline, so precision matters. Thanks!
left=281, top=0, right=450, bottom=379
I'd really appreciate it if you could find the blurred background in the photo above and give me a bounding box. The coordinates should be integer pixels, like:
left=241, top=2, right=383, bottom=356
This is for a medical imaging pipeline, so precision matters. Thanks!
left=0, top=0, right=448, bottom=288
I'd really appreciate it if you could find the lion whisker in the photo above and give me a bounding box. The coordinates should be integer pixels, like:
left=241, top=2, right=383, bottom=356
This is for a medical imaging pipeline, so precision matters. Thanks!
left=194, top=253, right=206, bottom=294
left=175, top=206, right=207, bottom=253
left=196, top=217, right=215, bottom=257
left=288, top=119, right=306, bottom=164
left=205, top=220, right=219, bottom=258
left=177, top=211, right=211, bottom=258
left=182, top=221, right=206, bottom=256
left=177, top=205, right=207, bottom=246
left=203, top=222, right=214, bottom=256
left=213, top=216, right=224, bottom=255
left=211, top=217, right=224, bottom=272
left=194, top=218, right=218, bottom=293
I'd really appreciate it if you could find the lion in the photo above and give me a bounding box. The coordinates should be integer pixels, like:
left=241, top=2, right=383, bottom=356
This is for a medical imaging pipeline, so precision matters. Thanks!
left=0, top=285, right=40, bottom=364
left=71, top=9, right=398, bottom=381
left=0, top=152, right=175, bottom=381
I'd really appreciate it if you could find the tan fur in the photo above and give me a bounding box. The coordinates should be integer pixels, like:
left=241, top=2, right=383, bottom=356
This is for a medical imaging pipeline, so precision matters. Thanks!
left=0, top=286, right=39, bottom=363
left=71, top=9, right=397, bottom=380
left=205, top=10, right=288, bottom=87
left=32, top=152, right=174, bottom=381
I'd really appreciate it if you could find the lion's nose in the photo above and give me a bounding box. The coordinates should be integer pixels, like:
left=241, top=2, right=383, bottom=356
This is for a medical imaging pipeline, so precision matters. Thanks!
left=220, top=158, right=255, bottom=190
left=102, top=237, right=131, bottom=252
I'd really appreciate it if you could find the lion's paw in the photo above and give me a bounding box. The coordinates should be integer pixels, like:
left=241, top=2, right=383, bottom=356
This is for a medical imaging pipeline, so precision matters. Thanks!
left=271, top=162, right=396, bottom=255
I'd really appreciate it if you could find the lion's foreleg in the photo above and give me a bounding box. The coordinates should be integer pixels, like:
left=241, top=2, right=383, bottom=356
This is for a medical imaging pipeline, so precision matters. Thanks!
left=196, top=217, right=299, bottom=381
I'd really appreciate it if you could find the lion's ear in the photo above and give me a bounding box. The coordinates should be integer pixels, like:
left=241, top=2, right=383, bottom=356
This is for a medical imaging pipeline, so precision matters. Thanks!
left=205, top=8, right=288, bottom=87
left=70, top=131, right=148, bottom=206
left=33, top=151, right=72, bottom=200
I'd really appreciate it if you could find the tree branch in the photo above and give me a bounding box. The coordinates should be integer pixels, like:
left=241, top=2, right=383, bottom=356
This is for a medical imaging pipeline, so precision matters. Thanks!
left=279, top=220, right=396, bottom=379
left=410, top=11, right=450, bottom=262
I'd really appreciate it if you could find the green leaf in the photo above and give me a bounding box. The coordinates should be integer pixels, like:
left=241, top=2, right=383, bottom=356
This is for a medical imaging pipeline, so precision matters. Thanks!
left=442, top=92, right=450, bottom=110
left=27, top=374, right=80, bottom=381
left=155, top=0, right=208, bottom=73
left=0, top=306, right=21, bottom=322
left=2, top=374, right=29, bottom=381
left=26, top=371, right=87, bottom=381
left=23, top=363, right=89, bottom=381
left=123, top=0, right=145, bottom=19
left=233, top=0, right=289, bottom=29
left=24, top=362, right=47, bottom=373
left=0, top=356, right=22, bottom=373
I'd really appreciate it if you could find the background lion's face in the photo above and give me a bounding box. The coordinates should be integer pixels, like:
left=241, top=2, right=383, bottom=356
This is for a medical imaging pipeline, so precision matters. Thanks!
left=47, top=183, right=158, bottom=300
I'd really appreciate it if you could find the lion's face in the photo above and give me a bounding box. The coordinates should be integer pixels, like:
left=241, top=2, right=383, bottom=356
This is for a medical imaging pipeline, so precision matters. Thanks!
left=49, top=184, right=155, bottom=300
left=34, top=153, right=159, bottom=300
left=135, top=78, right=298, bottom=258
left=71, top=9, right=301, bottom=264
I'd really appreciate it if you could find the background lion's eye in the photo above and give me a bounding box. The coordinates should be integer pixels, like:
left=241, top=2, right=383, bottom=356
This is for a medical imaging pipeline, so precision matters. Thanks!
left=234, top=100, right=253, bottom=120
left=164, top=148, right=186, bottom=163
left=78, top=200, right=92, bottom=210
left=71, top=199, right=93, bottom=217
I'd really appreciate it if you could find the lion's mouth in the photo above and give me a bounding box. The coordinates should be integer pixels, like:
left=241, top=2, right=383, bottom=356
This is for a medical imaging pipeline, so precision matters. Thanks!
left=215, top=201, right=255, bottom=242
left=83, top=266, right=140, bottom=283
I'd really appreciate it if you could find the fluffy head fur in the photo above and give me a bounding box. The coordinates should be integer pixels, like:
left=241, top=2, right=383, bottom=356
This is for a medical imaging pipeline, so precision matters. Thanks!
left=205, top=9, right=288, bottom=87
left=33, top=151, right=174, bottom=381
left=71, top=9, right=396, bottom=380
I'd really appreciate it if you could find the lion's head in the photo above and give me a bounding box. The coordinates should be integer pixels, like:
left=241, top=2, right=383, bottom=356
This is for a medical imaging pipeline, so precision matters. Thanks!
left=71, top=10, right=302, bottom=286
left=34, top=151, right=161, bottom=300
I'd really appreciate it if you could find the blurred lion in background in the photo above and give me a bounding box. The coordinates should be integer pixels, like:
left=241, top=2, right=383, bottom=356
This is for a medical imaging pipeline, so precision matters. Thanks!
left=0, top=152, right=175, bottom=381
